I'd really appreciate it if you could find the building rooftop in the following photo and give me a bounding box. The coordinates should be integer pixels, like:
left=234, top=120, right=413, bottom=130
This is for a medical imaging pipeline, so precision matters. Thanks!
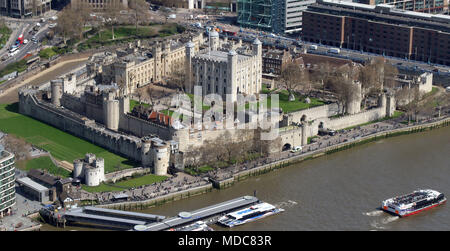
left=194, top=49, right=250, bottom=62
left=27, top=169, right=60, bottom=187
left=17, top=177, right=49, bottom=193
left=312, top=0, right=450, bottom=32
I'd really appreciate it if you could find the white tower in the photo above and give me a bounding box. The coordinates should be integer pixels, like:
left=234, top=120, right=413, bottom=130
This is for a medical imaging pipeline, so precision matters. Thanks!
left=227, top=50, right=238, bottom=103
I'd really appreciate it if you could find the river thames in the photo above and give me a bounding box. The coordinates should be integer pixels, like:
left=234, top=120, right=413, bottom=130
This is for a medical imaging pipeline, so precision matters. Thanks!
left=41, top=126, right=450, bottom=231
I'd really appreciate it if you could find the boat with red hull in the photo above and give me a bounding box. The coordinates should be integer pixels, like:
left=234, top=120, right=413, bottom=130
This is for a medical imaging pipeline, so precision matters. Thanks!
left=381, top=189, right=446, bottom=217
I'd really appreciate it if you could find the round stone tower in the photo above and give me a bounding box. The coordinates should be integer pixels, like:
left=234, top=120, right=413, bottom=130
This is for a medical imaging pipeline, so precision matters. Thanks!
left=252, top=37, right=262, bottom=57
left=95, top=157, right=105, bottom=183
left=301, top=122, right=308, bottom=146
left=141, top=138, right=152, bottom=167
left=85, top=153, right=95, bottom=164
left=227, top=50, right=238, bottom=103
left=73, top=159, right=84, bottom=179
left=209, top=31, right=219, bottom=51
left=103, top=99, right=120, bottom=131
left=185, top=41, right=195, bottom=93
left=51, top=79, right=63, bottom=106
left=346, top=81, right=362, bottom=115
left=153, top=143, right=170, bottom=176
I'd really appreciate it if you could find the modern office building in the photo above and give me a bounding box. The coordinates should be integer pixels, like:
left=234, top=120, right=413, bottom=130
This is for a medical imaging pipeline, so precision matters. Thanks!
left=352, top=0, right=449, bottom=13
left=237, top=0, right=316, bottom=34
left=0, top=144, right=15, bottom=218
left=302, top=0, right=450, bottom=65
left=0, top=0, right=51, bottom=18
left=71, top=0, right=128, bottom=10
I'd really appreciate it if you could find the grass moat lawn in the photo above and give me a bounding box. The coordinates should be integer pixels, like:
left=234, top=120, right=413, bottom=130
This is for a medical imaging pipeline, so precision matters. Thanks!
left=16, top=156, right=72, bottom=178
left=0, top=103, right=138, bottom=173
left=241, top=88, right=325, bottom=114
left=81, top=174, right=168, bottom=193
left=77, top=24, right=185, bottom=51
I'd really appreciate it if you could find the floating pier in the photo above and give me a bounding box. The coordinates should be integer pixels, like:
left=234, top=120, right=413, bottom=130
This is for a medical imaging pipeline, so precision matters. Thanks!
left=139, top=195, right=259, bottom=231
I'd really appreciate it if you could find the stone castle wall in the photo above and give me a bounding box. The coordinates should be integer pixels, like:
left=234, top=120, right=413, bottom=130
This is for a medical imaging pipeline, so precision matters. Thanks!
left=19, top=92, right=143, bottom=163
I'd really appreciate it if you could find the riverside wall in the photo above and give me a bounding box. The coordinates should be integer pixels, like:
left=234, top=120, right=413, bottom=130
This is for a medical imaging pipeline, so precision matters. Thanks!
left=96, top=183, right=214, bottom=211
left=211, top=116, right=450, bottom=189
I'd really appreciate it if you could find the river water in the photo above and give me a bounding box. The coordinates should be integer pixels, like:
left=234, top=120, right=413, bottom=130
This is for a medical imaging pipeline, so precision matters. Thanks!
left=41, top=127, right=450, bottom=231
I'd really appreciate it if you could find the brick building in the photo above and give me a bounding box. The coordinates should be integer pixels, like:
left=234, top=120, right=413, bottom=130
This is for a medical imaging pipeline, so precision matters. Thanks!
left=302, top=0, right=450, bottom=65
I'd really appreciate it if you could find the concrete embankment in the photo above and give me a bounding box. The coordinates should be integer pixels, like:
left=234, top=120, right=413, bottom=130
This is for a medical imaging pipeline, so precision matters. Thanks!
left=96, top=183, right=214, bottom=211
left=82, top=117, right=450, bottom=209
left=211, top=117, right=450, bottom=189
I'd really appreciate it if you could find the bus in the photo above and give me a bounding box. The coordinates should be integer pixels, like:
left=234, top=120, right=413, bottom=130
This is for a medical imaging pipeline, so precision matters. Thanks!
left=17, top=34, right=24, bottom=45
left=222, top=29, right=237, bottom=36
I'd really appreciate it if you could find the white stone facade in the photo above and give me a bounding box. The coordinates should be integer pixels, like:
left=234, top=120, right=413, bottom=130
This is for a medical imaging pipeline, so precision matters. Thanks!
left=73, top=153, right=105, bottom=187
left=186, top=36, right=263, bottom=102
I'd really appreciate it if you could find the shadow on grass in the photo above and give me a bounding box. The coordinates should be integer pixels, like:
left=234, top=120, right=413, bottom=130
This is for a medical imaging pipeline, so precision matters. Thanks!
left=121, top=159, right=140, bottom=167
left=4, top=102, right=19, bottom=113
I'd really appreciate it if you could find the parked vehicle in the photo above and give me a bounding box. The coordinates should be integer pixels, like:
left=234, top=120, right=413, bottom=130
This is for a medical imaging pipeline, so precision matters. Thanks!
left=290, top=146, right=302, bottom=153
left=308, top=45, right=318, bottom=50
left=327, top=48, right=340, bottom=54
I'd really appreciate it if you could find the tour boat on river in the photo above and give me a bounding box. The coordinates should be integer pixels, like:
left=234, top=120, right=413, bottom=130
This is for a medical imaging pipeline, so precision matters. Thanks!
left=381, top=189, right=446, bottom=217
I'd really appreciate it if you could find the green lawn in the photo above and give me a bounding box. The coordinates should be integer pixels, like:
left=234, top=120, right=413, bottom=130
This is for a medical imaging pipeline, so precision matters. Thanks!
left=185, top=165, right=214, bottom=176
left=78, top=24, right=184, bottom=51
left=81, top=174, right=168, bottom=193
left=0, top=59, right=27, bottom=78
left=241, top=89, right=324, bottom=113
left=130, top=99, right=150, bottom=112
left=0, top=103, right=138, bottom=173
left=23, top=156, right=72, bottom=178
left=0, top=24, right=11, bottom=49
left=39, top=47, right=59, bottom=59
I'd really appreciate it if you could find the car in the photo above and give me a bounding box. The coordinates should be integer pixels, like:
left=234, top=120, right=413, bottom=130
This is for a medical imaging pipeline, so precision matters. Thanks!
left=290, top=146, right=302, bottom=153
left=23, top=39, right=28, bottom=44
left=308, top=45, right=318, bottom=50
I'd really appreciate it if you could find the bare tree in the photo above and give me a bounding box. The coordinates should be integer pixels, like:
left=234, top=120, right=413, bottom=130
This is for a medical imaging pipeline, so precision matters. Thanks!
left=128, top=0, right=149, bottom=33
left=56, top=5, right=83, bottom=45
left=278, top=61, right=308, bottom=101
left=327, top=68, right=356, bottom=115
left=104, top=1, right=124, bottom=40
left=167, top=62, right=189, bottom=92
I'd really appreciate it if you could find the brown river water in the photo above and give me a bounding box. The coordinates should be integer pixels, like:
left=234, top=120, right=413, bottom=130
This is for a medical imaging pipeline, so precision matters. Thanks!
left=41, top=126, right=450, bottom=231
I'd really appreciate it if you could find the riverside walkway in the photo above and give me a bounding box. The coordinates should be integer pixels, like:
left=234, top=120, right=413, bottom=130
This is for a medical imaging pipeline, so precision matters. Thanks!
left=209, top=114, right=450, bottom=182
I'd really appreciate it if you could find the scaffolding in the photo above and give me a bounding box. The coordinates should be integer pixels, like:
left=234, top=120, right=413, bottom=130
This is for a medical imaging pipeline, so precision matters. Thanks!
left=237, top=0, right=275, bottom=31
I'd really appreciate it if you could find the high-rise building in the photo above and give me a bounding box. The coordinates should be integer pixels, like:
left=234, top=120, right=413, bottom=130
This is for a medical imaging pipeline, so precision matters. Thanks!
left=302, top=0, right=450, bottom=65
left=0, top=144, right=16, bottom=218
left=237, top=0, right=316, bottom=34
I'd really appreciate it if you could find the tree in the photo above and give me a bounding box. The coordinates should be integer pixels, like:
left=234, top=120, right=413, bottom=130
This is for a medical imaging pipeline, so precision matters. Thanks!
left=167, top=62, right=189, bottom=92
left=160, top=7, right=172, bottom=24
left=128, top=0, right=149, bottom=33
left=278, top=61, right=308, bottom=101
left=327, top=68, right=357, bottom=115
left=72, top=2, right=93, bottom=40
left=104, top=1, right=124, bottom=40
left=56, top=5, right=83, bottom=45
